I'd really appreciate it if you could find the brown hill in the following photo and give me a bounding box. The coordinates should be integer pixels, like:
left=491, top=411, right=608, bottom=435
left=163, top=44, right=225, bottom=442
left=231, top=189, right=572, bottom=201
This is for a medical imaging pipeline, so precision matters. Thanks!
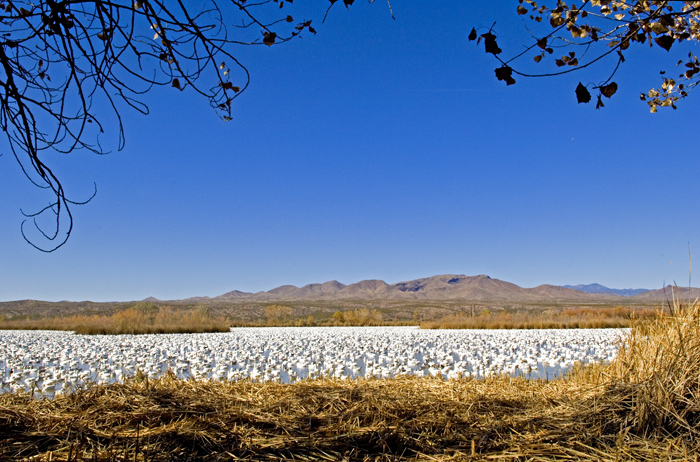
left=336, top=280, right=400, bottom=299
left=211, top=274, right=631, bottom=302
left=528, top=284, right=600, bottom=300
left=630, top=285, right=700, bottom=301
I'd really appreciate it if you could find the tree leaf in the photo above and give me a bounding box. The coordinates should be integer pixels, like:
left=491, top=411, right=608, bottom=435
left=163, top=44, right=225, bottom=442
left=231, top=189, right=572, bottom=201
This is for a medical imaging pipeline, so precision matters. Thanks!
left=495, top=66, right=516, bottom=85
left=220, top=82, right=240, bottom=92
left=481, top=32, right=501, bottom=55
left=172, top=78, right=181, bottom=90
left=550, top=16, right=565, bottom=27
left=600, top=82, right=617, bottom=98
left=263, top=31, right=277, bottom=46
left=575, top=82, right=591, bottom=103
left=596, top=94, right=604, bottom=109
left=468, top=28, right=477, bottom=41
left=654, top=35, right=674, bottom=51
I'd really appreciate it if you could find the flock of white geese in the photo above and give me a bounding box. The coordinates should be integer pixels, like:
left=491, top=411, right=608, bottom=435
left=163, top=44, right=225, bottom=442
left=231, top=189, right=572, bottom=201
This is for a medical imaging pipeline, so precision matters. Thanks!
left=0, top=326, right=627, bottom=397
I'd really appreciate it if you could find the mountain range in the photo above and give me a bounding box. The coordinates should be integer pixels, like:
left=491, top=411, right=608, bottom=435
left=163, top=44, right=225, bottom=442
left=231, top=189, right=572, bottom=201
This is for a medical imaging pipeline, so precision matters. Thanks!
left=175, top=274, right=698, bottom=303
left=562, top=284, right=649, bottom=297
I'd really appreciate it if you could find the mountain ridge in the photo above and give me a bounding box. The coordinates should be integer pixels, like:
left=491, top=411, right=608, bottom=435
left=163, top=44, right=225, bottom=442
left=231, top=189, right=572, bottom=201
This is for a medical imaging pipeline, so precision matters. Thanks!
left=203, top=274, right=674, bottom=303
left=562, top=283, right=649, bottom=297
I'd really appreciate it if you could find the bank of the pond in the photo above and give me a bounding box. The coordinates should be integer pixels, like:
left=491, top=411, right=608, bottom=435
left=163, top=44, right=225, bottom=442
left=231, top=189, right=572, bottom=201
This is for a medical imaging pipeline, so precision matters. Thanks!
left=1, top=302, right=698, bottom=461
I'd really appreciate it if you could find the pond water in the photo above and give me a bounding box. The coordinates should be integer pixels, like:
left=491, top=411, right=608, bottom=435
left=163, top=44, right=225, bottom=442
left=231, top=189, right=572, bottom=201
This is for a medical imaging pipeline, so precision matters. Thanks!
left=0, top=326, right=628, bottom=396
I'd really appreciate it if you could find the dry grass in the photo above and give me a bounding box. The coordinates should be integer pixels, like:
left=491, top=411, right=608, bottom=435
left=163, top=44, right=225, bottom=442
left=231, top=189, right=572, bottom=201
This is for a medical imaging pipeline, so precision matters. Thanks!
left=0, top=302, right=698, bottom=460
left=0, top=304, right=230, bottom=335
left=421, top=306, right=658, bottom=329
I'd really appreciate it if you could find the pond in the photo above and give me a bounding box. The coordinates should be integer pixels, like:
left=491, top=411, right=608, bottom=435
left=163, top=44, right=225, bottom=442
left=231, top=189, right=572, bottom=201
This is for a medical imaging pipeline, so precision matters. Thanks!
left=0, top=326, right=628, bottom=395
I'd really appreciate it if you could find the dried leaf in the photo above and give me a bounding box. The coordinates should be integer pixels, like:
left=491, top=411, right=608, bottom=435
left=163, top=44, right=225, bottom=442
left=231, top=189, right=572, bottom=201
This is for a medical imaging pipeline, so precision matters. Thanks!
left=596, top=94, right=604, bottom=109
left=575, top=82, right=591, bottom=103
left=263, top=31, right=276, bottom=46
left=468, top=27, right=477, bottom=41
left=654, top=35, right=674, bottom=51
left=495, top=66, right=516, bottom=85
left=220, top=82, right=241, bottom=92
left=685, top=68, right=700, bottom=79
left=600, top=82, right=617, bottom=98
left=172, top=78, right=181, bottom=90
left=481, top=32, right=501, bottom=55
left=550, top=16, right=565, bottom=27
left=517, top=5, right=528, bottom=15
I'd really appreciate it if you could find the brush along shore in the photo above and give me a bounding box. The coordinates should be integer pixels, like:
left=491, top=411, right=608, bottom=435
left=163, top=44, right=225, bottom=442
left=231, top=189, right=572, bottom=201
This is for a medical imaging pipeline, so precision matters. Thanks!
left=1, top=303, right=698, bottom=461
left=0, top=304, right=657, bottom=334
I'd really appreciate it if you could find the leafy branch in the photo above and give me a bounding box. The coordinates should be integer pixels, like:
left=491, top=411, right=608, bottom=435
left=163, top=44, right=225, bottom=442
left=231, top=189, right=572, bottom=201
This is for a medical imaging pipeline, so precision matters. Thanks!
left=471, top=1, right=700, bottom=111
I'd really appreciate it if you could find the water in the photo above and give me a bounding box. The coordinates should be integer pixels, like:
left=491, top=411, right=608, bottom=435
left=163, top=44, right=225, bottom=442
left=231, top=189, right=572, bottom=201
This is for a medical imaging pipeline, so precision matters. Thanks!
left=0, top=326, right=628, bottom=395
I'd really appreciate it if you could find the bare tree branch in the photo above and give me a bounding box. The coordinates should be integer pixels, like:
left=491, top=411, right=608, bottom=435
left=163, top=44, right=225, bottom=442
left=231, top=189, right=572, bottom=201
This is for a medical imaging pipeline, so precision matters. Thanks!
left=0, top=0, right=326, bottom=251
left=472, top=1, right=700, bottom=111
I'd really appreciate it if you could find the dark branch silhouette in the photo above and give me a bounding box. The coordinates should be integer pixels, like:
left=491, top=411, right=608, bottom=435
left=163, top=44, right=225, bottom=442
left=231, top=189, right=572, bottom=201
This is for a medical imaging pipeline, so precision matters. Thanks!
left=471, top=1, right=700, bottom=110
left=0, top=0, right=330, bottom=251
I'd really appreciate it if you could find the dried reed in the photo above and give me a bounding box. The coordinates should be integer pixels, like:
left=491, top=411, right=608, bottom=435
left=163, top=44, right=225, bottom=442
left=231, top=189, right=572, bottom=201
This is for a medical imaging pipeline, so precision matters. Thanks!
left=1, top=301, right=698, bottom=461
left=421, top=306, right=657, bottom=330
left=0, top=305, right=230, bottom=335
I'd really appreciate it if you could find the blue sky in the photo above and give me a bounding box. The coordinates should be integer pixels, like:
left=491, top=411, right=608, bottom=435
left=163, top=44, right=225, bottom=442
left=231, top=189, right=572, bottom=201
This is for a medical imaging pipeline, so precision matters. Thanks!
left=2, top=2, right=699, bottom=302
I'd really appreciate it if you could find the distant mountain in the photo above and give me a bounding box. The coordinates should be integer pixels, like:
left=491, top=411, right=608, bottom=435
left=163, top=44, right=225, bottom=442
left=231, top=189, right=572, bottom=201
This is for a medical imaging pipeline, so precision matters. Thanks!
left=563, top=283, right=649, bottom=297
left=211, top=274, right=618, bottom=302
left=629, top=285, right=700, bottom=300
left=6, top=276, right=695, bottom=318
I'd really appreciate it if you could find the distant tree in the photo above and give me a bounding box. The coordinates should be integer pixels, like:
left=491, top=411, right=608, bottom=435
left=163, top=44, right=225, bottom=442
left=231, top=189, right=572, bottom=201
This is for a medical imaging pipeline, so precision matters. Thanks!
left=265, top=304, right=292, bottom=324
left=331, top=307, right=383, bottom=326
left=0, top=0, right=382, bottom=251
left=471, top=1, right=700, bottom=111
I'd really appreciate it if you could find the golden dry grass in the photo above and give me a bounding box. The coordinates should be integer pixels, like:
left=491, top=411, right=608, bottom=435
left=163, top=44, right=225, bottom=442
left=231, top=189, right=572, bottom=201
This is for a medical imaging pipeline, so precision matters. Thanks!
left=0, top=304, right=230, bottom=335
left=421, top=306, right=658, bottom=329
left=0, top=302, right=698, bottom=461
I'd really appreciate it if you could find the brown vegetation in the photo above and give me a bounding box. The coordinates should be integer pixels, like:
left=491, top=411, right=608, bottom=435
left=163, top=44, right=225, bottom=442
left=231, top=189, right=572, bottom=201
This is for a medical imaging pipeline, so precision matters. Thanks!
left=1, top=301, right=699, bottom=460
left=329, top=307, right=385, bottom=326
left=0, top=303, right=229, bottom=335
left=1, top=304, right=664, bottom=332
left=421, top=306, right=659, bottom=329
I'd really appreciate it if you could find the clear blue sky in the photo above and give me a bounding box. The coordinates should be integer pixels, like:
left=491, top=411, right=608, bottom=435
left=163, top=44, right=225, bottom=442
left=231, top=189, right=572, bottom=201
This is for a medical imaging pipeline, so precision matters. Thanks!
left=2, top=2, right=699, bottom=302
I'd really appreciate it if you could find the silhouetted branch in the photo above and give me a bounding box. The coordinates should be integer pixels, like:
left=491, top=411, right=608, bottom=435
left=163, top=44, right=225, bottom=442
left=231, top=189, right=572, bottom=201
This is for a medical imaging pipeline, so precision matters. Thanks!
left=472, top=1, right=700, bottom=111
left=0, top=0, right=328, bottom=251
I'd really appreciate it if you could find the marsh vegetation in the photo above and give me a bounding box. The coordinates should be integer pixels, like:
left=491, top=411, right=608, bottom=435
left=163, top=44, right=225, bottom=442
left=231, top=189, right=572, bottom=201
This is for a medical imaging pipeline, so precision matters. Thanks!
left=0, top=300, right=659, bottom=334
left=0, top=300, right=698, bottom=460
